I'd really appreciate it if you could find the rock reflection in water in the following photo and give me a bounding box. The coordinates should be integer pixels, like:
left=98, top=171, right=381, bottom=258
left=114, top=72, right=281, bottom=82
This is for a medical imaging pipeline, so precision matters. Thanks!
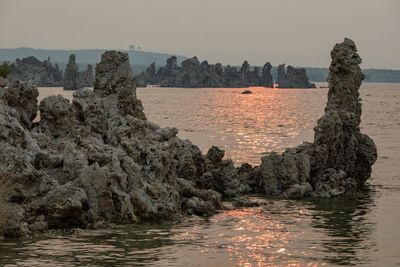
left=310, top=190, right=376, bottom=266
left=0, top=195, right=375, bottom=266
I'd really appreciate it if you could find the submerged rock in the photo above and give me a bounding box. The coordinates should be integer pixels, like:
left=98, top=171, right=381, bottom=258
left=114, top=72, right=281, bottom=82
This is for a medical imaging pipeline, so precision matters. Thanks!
left=231, top=196, right=260, bottom=208
left=0, top=38, right=377, bottom=237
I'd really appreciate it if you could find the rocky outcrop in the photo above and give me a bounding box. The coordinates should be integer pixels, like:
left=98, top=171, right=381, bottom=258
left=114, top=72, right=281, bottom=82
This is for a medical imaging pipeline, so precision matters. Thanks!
left=156, top=56, right=179, bottom=87
left=312, top=38, right=377, bottom=191
left=261, top=62, right=273, bottom=87
left=136, top=63, right=157, bottom=87
left=8, top=56, right=62, bottom=86
left=136, top=57, right=315, bottom=89
left=63, top=54, right=94, bottom=90
left=200, top=61, right=224, bottom=87
left=136, top=58, right=274, bottom=88
left=7, top=55, right=93, bottom=89
left=0, top=51, right=231, bottom=237
left=255, top=38, right=377, bottom=198
left=63, top=55, right=79, bottom=90
left=277, top=64, right=316, bottom=88
left=174, top=39, right=376, bottom=199
left=0, top=39, right=377, bottom=237
left=177, top=57, right=204, bottom=88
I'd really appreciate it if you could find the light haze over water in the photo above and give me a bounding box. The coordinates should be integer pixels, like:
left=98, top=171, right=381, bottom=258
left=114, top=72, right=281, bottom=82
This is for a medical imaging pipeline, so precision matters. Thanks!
left=1, top=0, right=400, bottom=69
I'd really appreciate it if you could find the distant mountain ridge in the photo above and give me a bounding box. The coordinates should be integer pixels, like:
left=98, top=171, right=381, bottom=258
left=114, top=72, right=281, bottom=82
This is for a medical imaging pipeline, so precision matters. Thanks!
left=301, top=67, right=400, bottom=83
left=0, top=47, right=187, bottom=66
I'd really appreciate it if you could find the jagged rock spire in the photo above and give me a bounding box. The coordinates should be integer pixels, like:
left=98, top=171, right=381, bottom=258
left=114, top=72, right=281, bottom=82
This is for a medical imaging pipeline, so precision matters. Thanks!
left=94, top=51, right=136, bottom=96
left=313, top=38, right=377, bottom=186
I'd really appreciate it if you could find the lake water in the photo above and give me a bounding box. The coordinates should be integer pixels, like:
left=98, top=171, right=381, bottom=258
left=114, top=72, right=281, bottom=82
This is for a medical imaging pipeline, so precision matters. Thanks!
left=1, top=83, right=399, bottom=266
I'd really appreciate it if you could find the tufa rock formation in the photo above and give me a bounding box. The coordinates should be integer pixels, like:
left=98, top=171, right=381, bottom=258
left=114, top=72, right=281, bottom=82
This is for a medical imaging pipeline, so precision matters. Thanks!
left=0, top=39, right=377, bottom=237
left=63, top=54, right=79, bottom=90
left=156, top=56, right=179, bottom=87
left=63, top=54, right=94, bottom=90
left=262, top=62, right=273, bottom=87
left=0, top=51, right=233, bottom=237
left=8, top=56, right=62, bottom=86
left=136, top=58, right=275, bottom=88
left=254, top=38, right=377, bottom=198
left=177, top=57, right=204, bottom=88
left=277, top=64, right=316, bottom=88
left=136, top=62, right=157, bottom=87
left=312, top=38, right=378, bottom=188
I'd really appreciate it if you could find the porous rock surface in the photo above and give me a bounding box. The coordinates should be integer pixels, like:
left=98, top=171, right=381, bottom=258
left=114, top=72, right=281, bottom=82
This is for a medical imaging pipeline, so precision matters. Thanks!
left=0, top=51, right=230, bottom=237
left=255, top=38, right=377, bottom=198
left=0, top=39, right=377, bottom=237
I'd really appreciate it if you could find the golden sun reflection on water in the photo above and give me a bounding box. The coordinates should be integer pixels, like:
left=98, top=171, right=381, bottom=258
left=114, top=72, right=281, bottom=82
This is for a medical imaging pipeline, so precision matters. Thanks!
left=205, top=208, right=321, bottom=267
left=172, top=203, right=326, bottom=267
left=138, top=87, right=323, bottom=165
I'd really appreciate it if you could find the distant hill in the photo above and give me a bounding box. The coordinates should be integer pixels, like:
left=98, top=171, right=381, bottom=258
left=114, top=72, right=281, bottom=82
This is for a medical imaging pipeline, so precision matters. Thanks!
left=299, top=67, right=400, bottom=83
left=0, top=47, right=186, bottom=67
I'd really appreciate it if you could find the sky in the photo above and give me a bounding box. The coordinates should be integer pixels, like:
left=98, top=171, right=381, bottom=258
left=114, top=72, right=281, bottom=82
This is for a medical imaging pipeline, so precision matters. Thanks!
left=1, top=0, right=399, bottom=69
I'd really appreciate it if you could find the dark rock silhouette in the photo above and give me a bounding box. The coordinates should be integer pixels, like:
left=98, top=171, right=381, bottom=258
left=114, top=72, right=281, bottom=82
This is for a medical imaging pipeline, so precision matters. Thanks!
left=178, top=57, right=204, bottom=88
left=8, top=56, right=62, bottom=86
left=136, top=58, right=275, bottom=88
left=63, top=54, right=80, bottom=90
left=277, top=64, right=316, bottom=88
left=136, top=62, right=157, bottom=87
left=63, top=54, right=94, bottom=90
left=157, top=56, right=179, bottom=87
left=261, top=62, right=273, bottom=87
left=199, top=61, right=224, bottom=87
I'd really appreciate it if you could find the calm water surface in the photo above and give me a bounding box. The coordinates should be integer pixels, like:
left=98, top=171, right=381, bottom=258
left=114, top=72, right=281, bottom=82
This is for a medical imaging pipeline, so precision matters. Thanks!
left=1, top=83, right=399, bottom=266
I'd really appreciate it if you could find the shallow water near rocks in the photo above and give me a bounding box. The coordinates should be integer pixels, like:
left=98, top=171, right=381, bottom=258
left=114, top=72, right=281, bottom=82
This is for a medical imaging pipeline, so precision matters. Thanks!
left=1, top=83, right=399, bottom=266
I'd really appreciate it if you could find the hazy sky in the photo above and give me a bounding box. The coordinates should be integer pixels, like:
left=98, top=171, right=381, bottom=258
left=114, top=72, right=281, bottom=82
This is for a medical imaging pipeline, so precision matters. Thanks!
left=1, top=0, right=399, bottom=68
